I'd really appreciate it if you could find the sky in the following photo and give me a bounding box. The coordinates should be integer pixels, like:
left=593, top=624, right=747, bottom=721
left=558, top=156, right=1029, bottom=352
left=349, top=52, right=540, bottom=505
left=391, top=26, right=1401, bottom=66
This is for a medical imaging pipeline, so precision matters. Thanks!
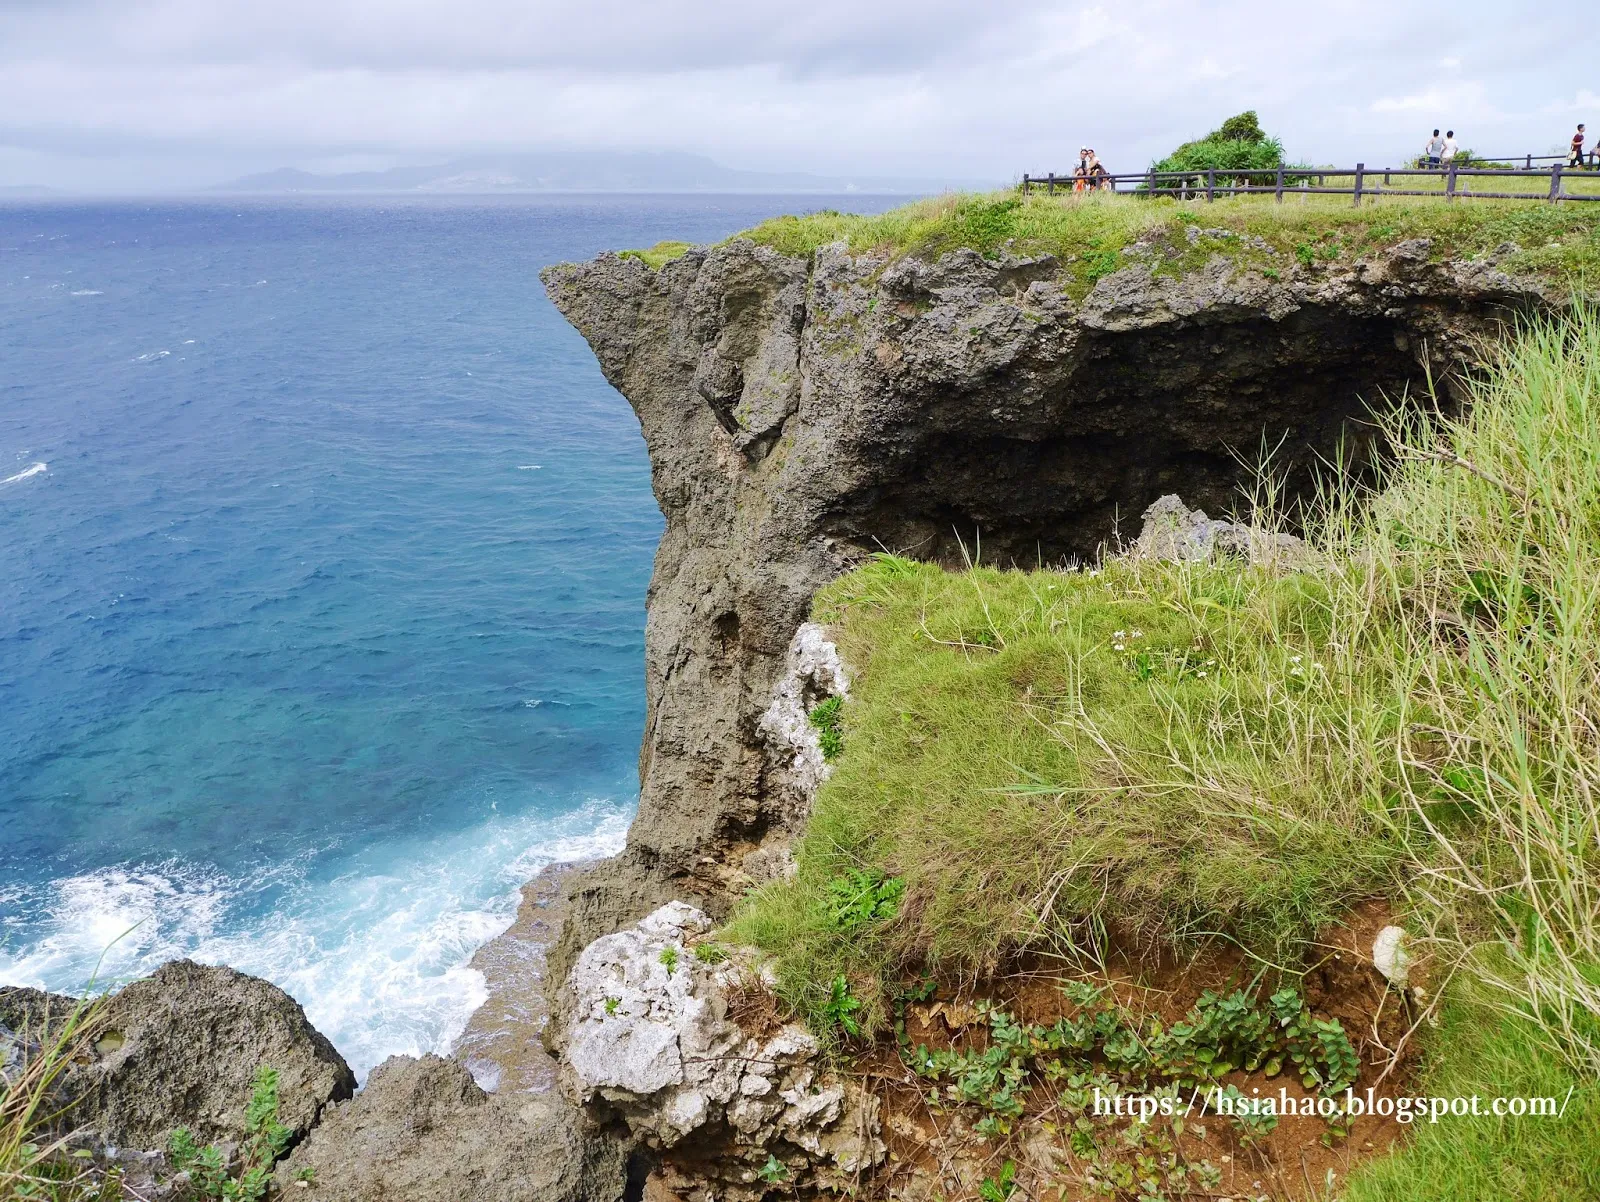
left=1, top=0, right=1595, bottom=192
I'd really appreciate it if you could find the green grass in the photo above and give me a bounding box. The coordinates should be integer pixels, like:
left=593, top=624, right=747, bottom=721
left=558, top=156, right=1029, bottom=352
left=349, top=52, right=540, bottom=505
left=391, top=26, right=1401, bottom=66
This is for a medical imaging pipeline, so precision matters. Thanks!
left=1344, top=987, right=1600, bottom=1201
left=1, top=995, right=122, bottom=1201
left=617, top=239, right=694, bottom=269
left=727, top=539, right=1411, bottom=1031
left=615, top=190, right=1600, bottom=295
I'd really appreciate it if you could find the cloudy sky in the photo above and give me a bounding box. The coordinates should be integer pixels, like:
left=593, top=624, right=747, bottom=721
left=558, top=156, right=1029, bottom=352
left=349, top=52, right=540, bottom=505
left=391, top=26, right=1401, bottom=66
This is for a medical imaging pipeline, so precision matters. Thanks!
left=1, top=0, right=1594, bottom=191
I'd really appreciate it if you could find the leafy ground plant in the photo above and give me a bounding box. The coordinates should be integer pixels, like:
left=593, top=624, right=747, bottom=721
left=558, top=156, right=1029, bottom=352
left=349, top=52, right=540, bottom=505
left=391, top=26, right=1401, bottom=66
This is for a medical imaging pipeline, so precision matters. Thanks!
left=168, top=1066, right=292, bottom=1202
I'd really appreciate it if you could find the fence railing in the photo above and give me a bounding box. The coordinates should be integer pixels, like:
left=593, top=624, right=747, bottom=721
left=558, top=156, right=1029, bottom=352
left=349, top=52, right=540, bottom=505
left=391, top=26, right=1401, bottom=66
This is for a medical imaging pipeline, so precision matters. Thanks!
left=1020, top=162, right=1600, bottom=205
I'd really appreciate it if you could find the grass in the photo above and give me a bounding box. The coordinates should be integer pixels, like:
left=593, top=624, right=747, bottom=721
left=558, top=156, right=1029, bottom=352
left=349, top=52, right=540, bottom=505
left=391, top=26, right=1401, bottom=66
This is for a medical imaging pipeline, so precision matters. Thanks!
left=1, top=995, right=121, bottom=1201
left=617, top=189, right=1600, bottom=295
left=617, top=239, right=694, bottom=269
left=1343, top=986, right=1600, bottom=1201
left=729, top=309, right=1600, bottom=1189
left=727, top=538, right=1410, bottom=1030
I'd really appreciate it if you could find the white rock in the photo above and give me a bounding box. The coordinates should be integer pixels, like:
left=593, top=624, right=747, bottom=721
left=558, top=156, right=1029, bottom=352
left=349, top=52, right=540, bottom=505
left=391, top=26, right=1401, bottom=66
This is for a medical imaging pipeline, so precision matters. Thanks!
left=758, top=622, right=849, bottom=804
left=1372, top=925, right=1412, bottom=987
left=563, top=903, right=884, bottom=1195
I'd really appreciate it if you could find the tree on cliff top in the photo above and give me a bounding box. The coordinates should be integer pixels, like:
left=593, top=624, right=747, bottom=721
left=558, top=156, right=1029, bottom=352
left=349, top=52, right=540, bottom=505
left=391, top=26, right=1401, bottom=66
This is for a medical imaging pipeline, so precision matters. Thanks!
left=1149, top=110, right=1304, bottom=189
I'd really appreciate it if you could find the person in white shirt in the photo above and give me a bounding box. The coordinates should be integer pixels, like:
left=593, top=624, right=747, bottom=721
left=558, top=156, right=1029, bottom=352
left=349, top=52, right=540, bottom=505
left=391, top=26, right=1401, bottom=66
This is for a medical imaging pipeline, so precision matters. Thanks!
left=1440, top=131, right=1459, bottom=167
left=1424, top=129, right=1445, bottom=168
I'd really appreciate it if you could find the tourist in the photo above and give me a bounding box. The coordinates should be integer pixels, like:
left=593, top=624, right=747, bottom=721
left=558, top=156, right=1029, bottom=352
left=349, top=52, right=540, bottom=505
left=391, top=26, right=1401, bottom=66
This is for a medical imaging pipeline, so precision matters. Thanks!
left=1440, top=130, right=1459, bottom=169
left=1087, top=149, right=1110, bottom=191
left=1569, top=124, right=1587, bottom=169
left=1424, top=129, right=1445, bottom=168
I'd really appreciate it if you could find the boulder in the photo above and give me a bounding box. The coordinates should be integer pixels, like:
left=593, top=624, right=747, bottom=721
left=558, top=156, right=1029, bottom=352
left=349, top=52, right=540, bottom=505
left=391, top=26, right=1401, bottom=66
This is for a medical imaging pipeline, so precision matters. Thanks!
left=1133, top=493, right=1305, bottom=565
left=564, top=903, right=882, bottom=1198
left=277, top=1054, right=627, bottom=1202
left=1, top=961, right=355, bottom=1151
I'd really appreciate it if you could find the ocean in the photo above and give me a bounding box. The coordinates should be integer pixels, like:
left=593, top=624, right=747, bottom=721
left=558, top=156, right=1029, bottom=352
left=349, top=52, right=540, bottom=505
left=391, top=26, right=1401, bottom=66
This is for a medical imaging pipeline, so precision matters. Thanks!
left=0, top=193, right=901, bottom=1076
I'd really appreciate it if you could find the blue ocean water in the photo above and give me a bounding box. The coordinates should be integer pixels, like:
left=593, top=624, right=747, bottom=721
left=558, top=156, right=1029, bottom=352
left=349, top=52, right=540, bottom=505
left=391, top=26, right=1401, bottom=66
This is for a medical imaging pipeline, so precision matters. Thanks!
left=0, top=194, right=901, bottom=1075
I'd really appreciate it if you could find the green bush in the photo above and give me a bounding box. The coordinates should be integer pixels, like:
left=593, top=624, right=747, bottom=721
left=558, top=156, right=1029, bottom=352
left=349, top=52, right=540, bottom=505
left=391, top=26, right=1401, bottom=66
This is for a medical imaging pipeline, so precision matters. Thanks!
left=1148, top=109, right=1311, bottom=191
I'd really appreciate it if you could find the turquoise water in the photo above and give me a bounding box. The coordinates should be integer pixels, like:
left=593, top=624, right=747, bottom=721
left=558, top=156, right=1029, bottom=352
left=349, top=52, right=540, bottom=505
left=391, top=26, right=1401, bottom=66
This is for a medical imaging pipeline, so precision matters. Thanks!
left=0, top=194, right=899, bottom=1074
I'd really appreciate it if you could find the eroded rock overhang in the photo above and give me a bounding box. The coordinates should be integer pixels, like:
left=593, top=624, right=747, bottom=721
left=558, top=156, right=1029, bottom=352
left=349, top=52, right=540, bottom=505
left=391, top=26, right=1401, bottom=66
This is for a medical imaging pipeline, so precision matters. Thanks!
left=538, top=234, right=1543, bottom=992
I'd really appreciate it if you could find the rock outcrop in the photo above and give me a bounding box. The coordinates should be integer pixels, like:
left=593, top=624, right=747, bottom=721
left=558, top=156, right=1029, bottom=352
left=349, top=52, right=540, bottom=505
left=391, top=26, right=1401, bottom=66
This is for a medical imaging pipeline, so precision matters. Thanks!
left=279, top=1054, right=627, bottom=1202
left=540, top=234, right=1543, bottom=996
left=0, top=961, right=355, bottom=1151
left=562, top=903, right=882, bottom=1200
left=1133, top=493, right=1306, bottom=564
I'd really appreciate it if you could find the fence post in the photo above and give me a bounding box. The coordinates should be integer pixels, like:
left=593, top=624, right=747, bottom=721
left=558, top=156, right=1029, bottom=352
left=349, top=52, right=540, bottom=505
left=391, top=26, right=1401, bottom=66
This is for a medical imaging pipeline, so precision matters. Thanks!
left=1146, top=170, right=1155, bottom=197
left=1275, top=165, right=1284, bottom=202
left=1445, top=163, right=1457, bottom=201
left=1022, top=174, right=1030, bottom=196
left=1353, top=163, right=1364, bottom=206
left=1526, top=154, right=1532, bottom=170
left=1549, top=163, right=1563, bottom=203
left=1047, top=172, right=1055, bottom=195
left=1206, top=169, right=1215, bottom=202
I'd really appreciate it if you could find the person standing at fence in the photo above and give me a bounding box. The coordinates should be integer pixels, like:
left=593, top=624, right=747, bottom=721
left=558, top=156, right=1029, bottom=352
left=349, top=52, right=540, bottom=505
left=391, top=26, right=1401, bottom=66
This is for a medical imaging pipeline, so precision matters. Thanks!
left=1441, top=131, right=1459, bottom=168
left=1424, top=129, right=1445, bottom=168
left=1570, top=125, right=1587, bottom=169
left=1087, top=149, right=1110, bottom=191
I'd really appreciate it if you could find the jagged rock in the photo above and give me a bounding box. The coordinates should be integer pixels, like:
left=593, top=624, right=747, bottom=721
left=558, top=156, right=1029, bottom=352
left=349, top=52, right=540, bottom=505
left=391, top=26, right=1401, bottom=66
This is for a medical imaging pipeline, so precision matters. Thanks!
left=1, top=961, right=355, bottom=1151
left=1132, top=494, right=1305, bottom=565
left=564, top=904, right=882, bottom=1197
left=756, top=621, right=850, bottom=819
left=538, top=232, right=1548, bottom=1015
left=278, top=1053, right=626, bottom=1202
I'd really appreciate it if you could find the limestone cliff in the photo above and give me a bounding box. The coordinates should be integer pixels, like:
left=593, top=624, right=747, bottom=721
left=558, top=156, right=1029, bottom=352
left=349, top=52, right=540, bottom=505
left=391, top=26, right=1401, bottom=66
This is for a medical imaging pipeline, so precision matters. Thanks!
left=540, top=233, right=1541, bottom=997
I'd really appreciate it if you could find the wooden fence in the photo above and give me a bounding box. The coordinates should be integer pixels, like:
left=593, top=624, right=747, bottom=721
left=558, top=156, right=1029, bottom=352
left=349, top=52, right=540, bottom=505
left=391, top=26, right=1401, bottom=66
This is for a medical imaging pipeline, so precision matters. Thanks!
left=1020, top=162, right=1600, bottom=205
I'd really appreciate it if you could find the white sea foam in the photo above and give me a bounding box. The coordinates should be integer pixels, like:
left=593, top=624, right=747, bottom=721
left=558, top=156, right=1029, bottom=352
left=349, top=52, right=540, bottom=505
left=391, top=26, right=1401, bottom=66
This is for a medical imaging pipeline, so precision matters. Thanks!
left=133, top=350, right=170, bottom=363
left=71, top=290, right=103, bottom=297
left=1, top=462, right=46, bottom=485
left=516, top=465, right=542, bottom=470
left=0, top=801, right=631, bottom=1080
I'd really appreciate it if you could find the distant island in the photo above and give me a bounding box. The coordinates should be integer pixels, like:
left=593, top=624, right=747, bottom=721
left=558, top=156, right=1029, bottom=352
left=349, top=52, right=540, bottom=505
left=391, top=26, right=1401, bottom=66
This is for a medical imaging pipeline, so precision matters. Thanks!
left=215, top=150, right=986, bottom=195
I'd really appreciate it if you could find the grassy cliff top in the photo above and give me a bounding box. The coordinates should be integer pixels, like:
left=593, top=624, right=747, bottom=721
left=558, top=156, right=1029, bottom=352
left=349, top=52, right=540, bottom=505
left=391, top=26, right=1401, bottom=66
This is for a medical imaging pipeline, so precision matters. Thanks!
left=622, top=189, right=1600, bottom=288
left=723, top=304, right=1600, bottom=1200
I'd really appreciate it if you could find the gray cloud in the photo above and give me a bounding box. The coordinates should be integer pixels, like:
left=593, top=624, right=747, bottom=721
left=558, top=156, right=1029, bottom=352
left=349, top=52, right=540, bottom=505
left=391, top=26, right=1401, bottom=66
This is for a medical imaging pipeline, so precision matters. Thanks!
left=0, top=0, right=1592, bottom=191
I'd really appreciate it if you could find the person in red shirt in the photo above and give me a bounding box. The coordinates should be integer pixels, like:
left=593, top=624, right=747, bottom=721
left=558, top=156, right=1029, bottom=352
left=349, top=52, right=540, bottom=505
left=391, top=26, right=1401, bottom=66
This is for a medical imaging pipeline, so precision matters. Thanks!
left=1570, top=125, right=1588, bottom=169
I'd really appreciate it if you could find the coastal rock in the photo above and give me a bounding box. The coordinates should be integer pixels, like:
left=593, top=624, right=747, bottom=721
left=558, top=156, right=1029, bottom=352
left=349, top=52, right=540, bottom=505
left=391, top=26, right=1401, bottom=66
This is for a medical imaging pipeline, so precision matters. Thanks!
left=756, top=621, right=850, bottom=821
left=539, top=234, right=1544, bottom=1013
left=564, top=904, right=883, bottom=1196
left=278, top=1054, right=627, bottom=1202
left=1133, top=493, right=1305, bottom=565
left=1, top=961, right=355, bottom=1151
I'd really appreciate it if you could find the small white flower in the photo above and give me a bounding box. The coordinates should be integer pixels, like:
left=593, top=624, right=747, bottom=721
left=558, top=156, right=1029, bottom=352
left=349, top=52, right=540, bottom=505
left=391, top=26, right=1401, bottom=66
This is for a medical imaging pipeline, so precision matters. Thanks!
left=1113, top=630, right=1126, bottom=639
left=1130, top=629, right=1144, bottom=638
left=1113, top=643, right=1126, bottom=652
left=1290, top=654, right=1302, bottom=664
left=1290, top=665, right=1303, bottom=675
left=1197, top=670, right=1207, bottom=678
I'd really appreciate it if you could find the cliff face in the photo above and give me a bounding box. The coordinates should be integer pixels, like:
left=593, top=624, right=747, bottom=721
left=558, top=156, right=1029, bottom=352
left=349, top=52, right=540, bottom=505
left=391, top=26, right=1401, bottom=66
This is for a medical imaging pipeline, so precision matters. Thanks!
left=540, top=235, right=1539, bottom=992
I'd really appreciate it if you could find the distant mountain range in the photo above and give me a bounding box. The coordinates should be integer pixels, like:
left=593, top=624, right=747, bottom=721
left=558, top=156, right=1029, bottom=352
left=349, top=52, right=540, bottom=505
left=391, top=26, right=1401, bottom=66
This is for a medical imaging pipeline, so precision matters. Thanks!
left=216, top=151, right=986, bottom=195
